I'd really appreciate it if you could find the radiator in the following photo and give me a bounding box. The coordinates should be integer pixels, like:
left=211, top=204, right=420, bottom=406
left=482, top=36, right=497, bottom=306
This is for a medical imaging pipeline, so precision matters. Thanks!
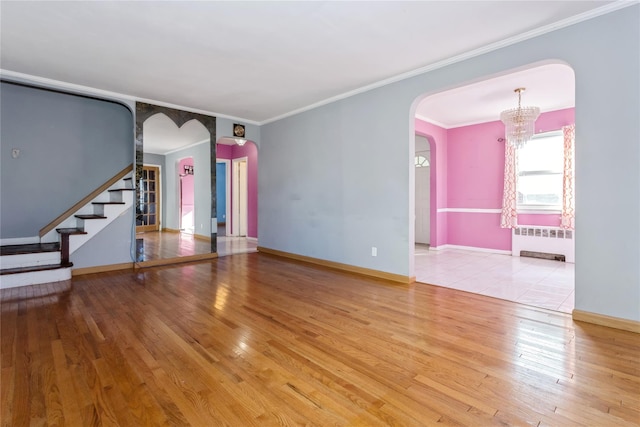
left=512, top=226, right=575, bottom=263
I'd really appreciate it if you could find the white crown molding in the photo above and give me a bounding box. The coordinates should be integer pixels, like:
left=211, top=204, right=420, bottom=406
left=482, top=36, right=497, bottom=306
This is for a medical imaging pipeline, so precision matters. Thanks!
left=417, top=105, right=575, bottom=130
left=2, top=2, right=633, bottom=127
left=0, top=69, right=261, bottom=126
left=262, top=1, right=635, bottom=125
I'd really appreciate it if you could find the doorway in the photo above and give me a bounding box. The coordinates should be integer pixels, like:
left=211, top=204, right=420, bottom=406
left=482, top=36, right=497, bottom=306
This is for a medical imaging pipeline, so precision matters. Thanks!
left=232, top=157, right=248, bottom=237
left=411, top=63, right=576, bottom=313
left=179, top=157, right=194, bottom=234
left=136, top=165, right=160, bottom=233
left=415, top=135, right=430, bottom=245
left=216, top=159, right=231, bottom=237
left=135, top=102, right=217, bottom=263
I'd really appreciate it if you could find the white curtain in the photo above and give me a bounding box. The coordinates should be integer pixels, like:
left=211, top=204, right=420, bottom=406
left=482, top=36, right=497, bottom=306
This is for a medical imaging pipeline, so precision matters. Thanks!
left=500, top=141, right=518, bottom=229
left=561, top=124, right=576, bottom=230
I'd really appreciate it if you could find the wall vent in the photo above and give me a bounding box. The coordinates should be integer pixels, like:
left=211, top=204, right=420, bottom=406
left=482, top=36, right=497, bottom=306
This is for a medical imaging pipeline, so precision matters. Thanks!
left=520, top=250, right=566, bottom=262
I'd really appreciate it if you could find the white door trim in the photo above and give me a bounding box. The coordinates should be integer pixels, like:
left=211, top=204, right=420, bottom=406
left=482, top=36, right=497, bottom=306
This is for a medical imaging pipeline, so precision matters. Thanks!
left=216, top=159, right=231, bottom=236
left=232, top=157, right=248, bottom=237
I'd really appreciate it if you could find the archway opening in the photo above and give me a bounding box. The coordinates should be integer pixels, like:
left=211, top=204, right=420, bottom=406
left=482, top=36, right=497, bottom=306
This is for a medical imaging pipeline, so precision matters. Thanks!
left=411, top=62, right=576, bottom=313
left=216, top=137, right=259, bottom=257
left=135, top=103, right=217, bottom=264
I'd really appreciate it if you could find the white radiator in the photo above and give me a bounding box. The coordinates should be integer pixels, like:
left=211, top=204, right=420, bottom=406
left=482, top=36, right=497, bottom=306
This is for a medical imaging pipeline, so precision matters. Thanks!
left=512, top=226, right=575, bottom=263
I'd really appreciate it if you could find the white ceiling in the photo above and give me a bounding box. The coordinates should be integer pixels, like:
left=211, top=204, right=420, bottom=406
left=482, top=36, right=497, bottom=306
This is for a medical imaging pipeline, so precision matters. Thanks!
left=0, top=1, right=626, bottom=129
left=416, top=63, right=576, bottom=128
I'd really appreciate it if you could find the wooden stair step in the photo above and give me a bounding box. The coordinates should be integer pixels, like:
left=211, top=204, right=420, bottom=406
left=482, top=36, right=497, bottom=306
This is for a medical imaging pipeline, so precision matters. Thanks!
left=91, top=201, right=126, bottom=205
left=56, top=228, right=87, bottom=235
left=1, top=262, right=73, bottom=276
left=74, top=214, right=107, bottom=220
left=0, top=242, right=60, bottom=256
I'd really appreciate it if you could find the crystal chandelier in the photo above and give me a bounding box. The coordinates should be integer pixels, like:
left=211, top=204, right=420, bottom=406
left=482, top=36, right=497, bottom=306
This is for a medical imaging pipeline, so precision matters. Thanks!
left=500, top=88, right=540, bottom=149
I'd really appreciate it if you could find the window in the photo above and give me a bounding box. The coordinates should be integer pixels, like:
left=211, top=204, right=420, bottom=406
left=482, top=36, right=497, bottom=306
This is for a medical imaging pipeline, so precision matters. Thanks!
left=517, top=131, right=563, bottom=209
left=415, top=154, right=429, bottom=168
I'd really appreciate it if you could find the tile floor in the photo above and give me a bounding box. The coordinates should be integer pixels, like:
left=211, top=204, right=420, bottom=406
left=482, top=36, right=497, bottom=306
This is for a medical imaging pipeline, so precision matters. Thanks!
left=414, top=245, right=574, bottom=313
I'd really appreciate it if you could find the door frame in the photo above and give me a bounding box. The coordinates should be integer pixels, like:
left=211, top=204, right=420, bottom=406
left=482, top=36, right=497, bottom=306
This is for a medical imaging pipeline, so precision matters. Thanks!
left=216, top=159, right=231, bottom=237
left=136, top=164, right=161, bottom=233
left=231, top=157, right=248, bottom=237
left=414, top=148, right=430, bottom=245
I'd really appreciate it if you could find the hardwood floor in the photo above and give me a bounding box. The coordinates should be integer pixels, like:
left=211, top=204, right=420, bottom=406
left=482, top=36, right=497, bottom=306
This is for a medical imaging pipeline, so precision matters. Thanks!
left=136, top=231, right=212, bottom=261
left=2, top=253, right=639, bottom=426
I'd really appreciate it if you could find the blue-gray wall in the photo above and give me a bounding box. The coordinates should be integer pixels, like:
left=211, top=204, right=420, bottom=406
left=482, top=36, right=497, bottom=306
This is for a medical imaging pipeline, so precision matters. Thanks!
left=0, top=82, right=133, bottom=238
left=259, top=7, right=640, bottom=322
left=164, top=141, right=211, bottom=237
left=71, top=210, right=134, bottom=268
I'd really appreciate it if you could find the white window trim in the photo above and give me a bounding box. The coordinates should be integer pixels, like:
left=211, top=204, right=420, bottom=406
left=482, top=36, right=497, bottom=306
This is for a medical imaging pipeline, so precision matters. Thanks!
left=516, top=130, right=563, bottom=211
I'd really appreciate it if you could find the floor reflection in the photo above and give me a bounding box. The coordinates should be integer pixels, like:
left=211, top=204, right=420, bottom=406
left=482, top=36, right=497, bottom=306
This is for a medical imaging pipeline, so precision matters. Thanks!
left=135, top=230, right=257, bottom=263
left=217, top=236, right=258, bottom=257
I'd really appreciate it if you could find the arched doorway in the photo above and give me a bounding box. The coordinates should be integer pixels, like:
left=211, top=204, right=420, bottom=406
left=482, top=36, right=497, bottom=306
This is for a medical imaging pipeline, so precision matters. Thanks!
left=135, top=102, right=217, bottom=263
left=215, top=137, right=259, bottom=257
left=411, top=62, right=576, bottom=313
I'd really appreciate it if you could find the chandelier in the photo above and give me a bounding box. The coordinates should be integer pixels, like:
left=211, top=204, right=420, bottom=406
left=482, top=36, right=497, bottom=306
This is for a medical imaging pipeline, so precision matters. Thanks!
left=500, top=87, right=540, bottom=149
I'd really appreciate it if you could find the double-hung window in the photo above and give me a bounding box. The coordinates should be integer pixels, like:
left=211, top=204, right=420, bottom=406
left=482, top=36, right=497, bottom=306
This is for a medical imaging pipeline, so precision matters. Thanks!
left=517, top=130, right=564, bottom=210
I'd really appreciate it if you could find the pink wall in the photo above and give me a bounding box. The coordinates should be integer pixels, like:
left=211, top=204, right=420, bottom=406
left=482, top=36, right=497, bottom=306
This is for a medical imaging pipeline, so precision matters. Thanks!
left=447, top=120, right=505, bottom=209
left=415, top=108, right=574, bottom=251
left=415, top=118, right=447, bottom=247
left=447, top=212, right=512, bottom=251
left=216, top=142, right=258, bottom=238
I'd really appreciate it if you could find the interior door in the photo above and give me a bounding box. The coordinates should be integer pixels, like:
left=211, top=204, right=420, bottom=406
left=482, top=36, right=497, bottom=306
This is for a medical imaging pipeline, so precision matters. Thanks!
left=136, top=165, right=160, bottom=232
left=415, top=151, right=430, bottom=244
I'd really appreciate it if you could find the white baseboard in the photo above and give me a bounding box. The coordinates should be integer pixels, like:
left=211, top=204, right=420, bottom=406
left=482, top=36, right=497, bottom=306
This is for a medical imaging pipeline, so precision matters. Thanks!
left=246, top=237, right=258, bottom=242
left=428, top=244, right=511, bottom=255
left=0, top=236, right=40, bottom=246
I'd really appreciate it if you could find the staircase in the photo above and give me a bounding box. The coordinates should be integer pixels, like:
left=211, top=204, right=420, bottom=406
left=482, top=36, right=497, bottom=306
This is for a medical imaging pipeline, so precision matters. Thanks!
left=0, top=171, right=134, bottom=289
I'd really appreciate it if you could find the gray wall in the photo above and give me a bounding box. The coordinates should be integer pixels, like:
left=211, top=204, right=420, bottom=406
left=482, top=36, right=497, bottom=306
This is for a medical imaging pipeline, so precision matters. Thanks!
left=259, top=7, right=640, bottom=322
left=164, top=141, right=212, bottom=237
left=0, top=82, right=133, bottom=238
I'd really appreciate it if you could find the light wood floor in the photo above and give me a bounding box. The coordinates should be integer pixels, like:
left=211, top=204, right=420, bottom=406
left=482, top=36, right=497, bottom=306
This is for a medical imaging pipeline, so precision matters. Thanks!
left=136, top=231, right=212, bottom=261
left=2, top=253, right=639, bottom=426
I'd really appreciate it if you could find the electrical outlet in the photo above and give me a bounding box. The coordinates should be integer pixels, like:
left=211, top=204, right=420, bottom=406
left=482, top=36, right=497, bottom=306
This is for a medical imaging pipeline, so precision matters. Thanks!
left=11, top=148, right=20, bottom=159
left=371, top=247, right=377, bottom=257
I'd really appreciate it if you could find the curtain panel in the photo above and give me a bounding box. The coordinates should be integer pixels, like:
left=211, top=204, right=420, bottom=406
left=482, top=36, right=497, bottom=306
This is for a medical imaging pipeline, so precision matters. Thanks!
left=561, top=124, right=576, bottom=230
left=500, top=142, right=518, bottom=229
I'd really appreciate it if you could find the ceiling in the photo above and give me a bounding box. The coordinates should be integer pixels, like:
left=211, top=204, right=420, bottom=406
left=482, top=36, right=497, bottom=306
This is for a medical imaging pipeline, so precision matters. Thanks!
left=417, top=63, right=575, bottom=128
left=0, top=1, right=626, bottom=128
